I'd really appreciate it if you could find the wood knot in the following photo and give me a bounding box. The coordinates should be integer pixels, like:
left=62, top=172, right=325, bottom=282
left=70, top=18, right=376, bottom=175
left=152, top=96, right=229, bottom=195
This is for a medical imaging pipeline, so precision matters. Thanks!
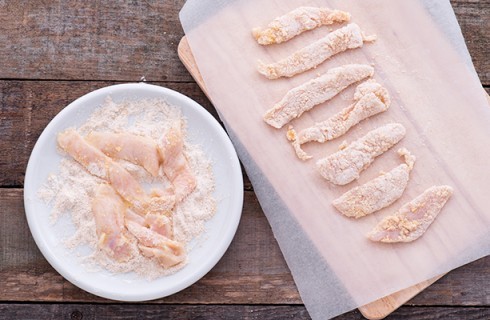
left=70, top=310, right=83, bottom=320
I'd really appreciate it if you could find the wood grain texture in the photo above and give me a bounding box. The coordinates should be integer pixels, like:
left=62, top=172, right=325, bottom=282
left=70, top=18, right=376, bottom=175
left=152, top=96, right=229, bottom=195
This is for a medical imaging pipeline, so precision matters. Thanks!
left=0, top=80, right=259, bottom=189
left=1, top=188, right=489, bottom=305
left=0, top=189, right=298, bottom=304
left=0, top=0, right=487, bottom=84
left=358, top=276, right=443, bottom=320
left=0, top=80, right=217, bottom=187
left=0, top=304, right=489, bottom=320
left=0, top=0, right=191, bottom=82
left=451, top=0, right=490, bottom=84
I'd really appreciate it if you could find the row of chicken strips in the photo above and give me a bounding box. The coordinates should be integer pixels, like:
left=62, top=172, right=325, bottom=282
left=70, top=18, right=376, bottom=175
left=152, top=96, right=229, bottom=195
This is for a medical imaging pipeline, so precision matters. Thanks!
left=253, top=7, right=453, bottom=243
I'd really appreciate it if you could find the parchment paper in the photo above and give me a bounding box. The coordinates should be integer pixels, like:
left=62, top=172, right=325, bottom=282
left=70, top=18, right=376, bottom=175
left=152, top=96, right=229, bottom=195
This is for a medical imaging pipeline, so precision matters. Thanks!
left=180, top=1, right=490, bottom=318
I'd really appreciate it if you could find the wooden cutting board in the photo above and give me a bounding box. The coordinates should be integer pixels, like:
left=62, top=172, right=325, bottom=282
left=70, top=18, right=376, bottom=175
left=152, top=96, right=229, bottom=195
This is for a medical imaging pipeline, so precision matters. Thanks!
left=177, top=36, right=447, bottom=320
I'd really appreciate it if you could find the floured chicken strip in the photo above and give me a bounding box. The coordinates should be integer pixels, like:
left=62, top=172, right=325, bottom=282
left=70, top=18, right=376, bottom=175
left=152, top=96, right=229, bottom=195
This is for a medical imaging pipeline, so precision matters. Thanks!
left=160, top=121, right=197, bottom=203
left=258, top=23, right=376, bottom=79
left=287, top=79, right=390, bottom=160
left=86, top=132, right=160, bottom=177
left=264, top=64, right=374, bottom=129
left=252, top=7, right=350, bottom=45
left=316, top=123, right=406, bottom=185
left=92, top=184, right=133, bottom=262
left=368, top=185, right=453, bottom=243
left=333, top=148, right=415, bottom=219
left=125, top=209, right=173, bottom=239
left=58, top=129, right=175, bottom=214
left=126, top=219, right=186, bottom=268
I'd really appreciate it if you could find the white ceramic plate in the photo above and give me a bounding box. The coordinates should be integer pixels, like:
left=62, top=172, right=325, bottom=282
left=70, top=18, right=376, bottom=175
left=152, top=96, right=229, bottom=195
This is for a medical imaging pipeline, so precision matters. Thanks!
left=24, top=83, right=243, bottom=301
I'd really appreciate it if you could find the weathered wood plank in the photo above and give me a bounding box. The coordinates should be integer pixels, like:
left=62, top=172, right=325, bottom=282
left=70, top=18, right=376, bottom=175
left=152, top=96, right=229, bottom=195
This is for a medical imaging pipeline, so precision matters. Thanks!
left=0, top=304, right=488, bottom=320
left=1, top=189, right=489, bottom=305
left=0, top=0, right=191, bottom=82
left=409, top=256, right=490, bottom=306
left=2, top=83, right=488, bottom=188
left=0, top=80, right=217, bottom=187
left=0, top=304, right=310, bottom=320
left=0, top=189, right=298, bottom=304
left=451, top=0, right=490, bottom=85
left=0, top=0, right=487, bottom=84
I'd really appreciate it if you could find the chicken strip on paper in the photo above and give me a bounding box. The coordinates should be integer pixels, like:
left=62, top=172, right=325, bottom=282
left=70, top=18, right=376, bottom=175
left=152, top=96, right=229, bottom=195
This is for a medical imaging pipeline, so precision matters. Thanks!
left=126, top=219, right=186, bottom=268
left=258, top=24, right=376, bottom=79
left=252, top=7, right=350, bottom=45
left=91, top=184, right=133, bottom=262
left=58, top=129, right=175, bottom=214
left=333, top=148, right=415, bottom=219
left=316, top=123, right=406, bottom=185
left=264, top=64, right=374, bottom=129
left=287, top=79, right=390, bottom=160
left=368, top=185, right=453, bottom=243
left=160, top=121, right=197, bottom=203
left=86, top=131, right=160, bottom=177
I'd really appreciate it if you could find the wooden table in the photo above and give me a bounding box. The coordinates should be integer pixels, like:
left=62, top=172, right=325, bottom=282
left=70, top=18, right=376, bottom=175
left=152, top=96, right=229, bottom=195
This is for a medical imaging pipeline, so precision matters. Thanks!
left=1, top=1, right=488, bottom=319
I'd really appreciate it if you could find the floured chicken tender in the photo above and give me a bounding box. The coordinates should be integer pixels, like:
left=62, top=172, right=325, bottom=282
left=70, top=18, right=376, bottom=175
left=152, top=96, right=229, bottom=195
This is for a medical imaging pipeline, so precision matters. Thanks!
left=86, top=132, right=160, bottom=177
left=125, top=209, right=173, bottom=239
left=368, top=185, right=453, bottom=243
left=252, top=7, right=350, bottom=45
left=91, top=176, right=183, bottom=269
left=58, top=129, right=175, bottom=214
left=160, top=120, right=197, bottom=203
left=288, top=79, right=390, bottom=160
left=264, top=64, right=374, bottom=129
left=124, top=208, right=183, bottom=268
left=258, top=23, right=376, bottom=79
left=333, top=148, right=415, bottom=219
left=92, top=184, right=133, bottom=262
left=126, top=219, right=186, bottom=268
left=316, top=123, right=406, bottom=185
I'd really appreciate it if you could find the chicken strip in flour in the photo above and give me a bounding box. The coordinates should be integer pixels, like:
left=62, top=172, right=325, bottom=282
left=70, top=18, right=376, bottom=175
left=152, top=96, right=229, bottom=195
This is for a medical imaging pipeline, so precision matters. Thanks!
left=264, top=64, right=374, bottom=129
left=287, top=79, right=390, bottom=160
left=252, top=7, right=350, bottom=45
left=160, top=121, right=197, bottom=203
left=333, top=148, right=415, bottom=219
left=368, top=185, right=453, bottom=243
left=86, top=131, right=160, bottom=177
left=58, top=129, right=175, bottom=214
left=91, top=184, right=133, bottom=262
left=316, top=123, right=406, bottom=185
left=125, top=209, right=173, bottom=239
left=126, top=219, right=186, bottom=268
left=258, top=23, right=376, bottom=79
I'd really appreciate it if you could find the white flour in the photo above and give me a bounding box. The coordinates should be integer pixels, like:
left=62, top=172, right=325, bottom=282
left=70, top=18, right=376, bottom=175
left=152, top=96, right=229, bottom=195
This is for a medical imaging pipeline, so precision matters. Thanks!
left=38, top=97, right=216, bottom=279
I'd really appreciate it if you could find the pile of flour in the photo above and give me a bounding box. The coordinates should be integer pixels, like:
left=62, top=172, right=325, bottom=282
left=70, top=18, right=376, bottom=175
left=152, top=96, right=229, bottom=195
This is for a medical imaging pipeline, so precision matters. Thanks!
left=38, top=97, right=216, bottom=279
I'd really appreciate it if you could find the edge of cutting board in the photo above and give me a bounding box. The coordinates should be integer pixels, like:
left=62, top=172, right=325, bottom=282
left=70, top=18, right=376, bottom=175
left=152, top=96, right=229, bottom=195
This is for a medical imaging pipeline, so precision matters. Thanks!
left=177, top=35, right=448, bottom=320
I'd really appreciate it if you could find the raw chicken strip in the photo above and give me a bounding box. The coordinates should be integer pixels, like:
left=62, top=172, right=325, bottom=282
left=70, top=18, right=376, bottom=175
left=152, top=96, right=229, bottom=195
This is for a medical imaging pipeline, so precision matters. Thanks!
left=258, top=24, right=376, bottom=79
left=264, top=64, right=374, bottom=129
left=368, top=185, right=454, bottom=243
left=126, top=220, right=186, bottom=268
left=287, top=79, right=390, bottom=160
left=333, top=148, right=415, bottom=219
left=58, top=129, right=175, bottom=214
left=252, top=7, right=350, bottom=45
left=91, top=184, right=133, bottom=262
left=125, top=209, right=173, bottom=239
left=160, top=121, right=197, bottom=203
left=316, top=123, right=406, bottom=185
left=86, top=131, right=160, bottom=177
